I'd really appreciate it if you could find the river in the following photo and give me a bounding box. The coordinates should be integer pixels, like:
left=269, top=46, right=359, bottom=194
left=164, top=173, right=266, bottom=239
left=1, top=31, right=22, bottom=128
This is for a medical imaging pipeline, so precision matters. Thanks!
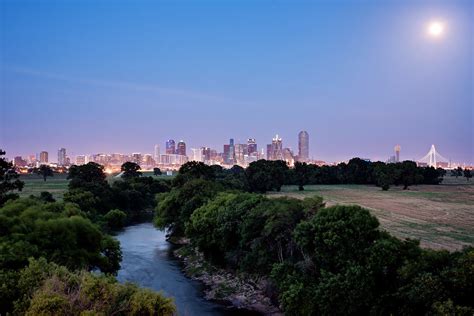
left=115, top=222, right=260, bottom=316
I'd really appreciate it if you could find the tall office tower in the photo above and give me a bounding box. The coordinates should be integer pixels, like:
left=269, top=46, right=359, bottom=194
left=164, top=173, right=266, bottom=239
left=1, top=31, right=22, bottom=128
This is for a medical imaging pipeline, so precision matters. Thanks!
left=166, top=139, right=176, bottom=154
left=177, top=140, right=186, bottom=156
left=229, top=138, right=235, bottom=164
left=271, top=134, right=283, bottom=160
left=247, top=138, right=257, bottom=155
left=298, top=131, right=309, bottom=162
left=57, top=148, right=66, bottom=166
left=266, top=144, right=272, bottom=160
left=201, top=147, right=211, bottom=161
left=39, top=151, right=49, bottom=164
left=394, top=145, right=401, bottom=162
left=235, top=144, right=246, bottom=164
left=154, top=144, right=161, bottom=162
left=223, top=144, right=231, bottom=164
left=190, top=148, right=203, bottom=162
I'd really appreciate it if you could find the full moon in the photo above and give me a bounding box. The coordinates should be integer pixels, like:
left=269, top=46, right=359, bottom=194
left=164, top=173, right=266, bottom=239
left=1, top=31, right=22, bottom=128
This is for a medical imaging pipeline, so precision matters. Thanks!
left=427, top=21, right=445, bottom=37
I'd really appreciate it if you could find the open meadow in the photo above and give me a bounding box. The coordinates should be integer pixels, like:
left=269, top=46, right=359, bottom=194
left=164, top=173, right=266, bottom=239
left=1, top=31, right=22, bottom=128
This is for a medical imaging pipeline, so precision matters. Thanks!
left=18, top=174, right=69, bottom=200
left=17, top=172, right=173, bottom=200
left=269, top=176, right=474, bottom=251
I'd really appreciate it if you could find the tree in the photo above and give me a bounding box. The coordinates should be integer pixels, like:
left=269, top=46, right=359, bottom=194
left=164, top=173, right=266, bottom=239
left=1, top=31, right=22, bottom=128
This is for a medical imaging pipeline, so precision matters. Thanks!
left=0, top=198, right=122, bottom=274
left=246, top=160, right=289, bottom=193
left=154, top=179, right=222, bottom=236
left=104, top=209, right=127, bottom=229
left=422, top=167, right=444, bottom=185
left=35, top=165, right=54, bottom=182
left=68, top=162, right=107, bottom=185
left=294, top=162, right=310, bottom=191
left=173, top=161, right=215, bottom=187
left=454, top=167, right=463, bottom=178
left=39, top=191, right=55, bottom=203
left=0, top=150, right=24, bottom=206
left=398, top=161, right=420, bottom=190
left=110, top=177, right=170, bottom=220
left=153, top=167, right=162, bottom=176
left=121, top=161, right=142, bottom=179
left=67, top=162, right=113, bottom=214
left=372, top=162, right=396, bottom=190
left=294, top=205, right=380, bottom=271
left=346, top=158, right=374, bottom=184
left=464, top=169, right=472, bottom=181
left=14, top=258, right=176, bottom=316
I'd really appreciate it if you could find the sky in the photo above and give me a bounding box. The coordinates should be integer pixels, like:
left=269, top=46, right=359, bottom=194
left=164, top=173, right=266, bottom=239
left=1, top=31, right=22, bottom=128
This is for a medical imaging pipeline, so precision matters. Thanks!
left=1, top=0, right=473, bottom=164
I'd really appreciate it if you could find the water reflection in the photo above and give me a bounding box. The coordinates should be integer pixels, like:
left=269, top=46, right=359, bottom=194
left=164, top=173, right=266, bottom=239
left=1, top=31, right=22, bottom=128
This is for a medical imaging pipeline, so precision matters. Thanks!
left=116, top=222, right=260, bottom=316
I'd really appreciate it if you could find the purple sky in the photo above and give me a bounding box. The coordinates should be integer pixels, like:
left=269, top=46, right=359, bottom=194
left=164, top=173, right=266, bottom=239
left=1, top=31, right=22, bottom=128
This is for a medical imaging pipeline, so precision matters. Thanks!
left=1, top=0, right=473, bottom=164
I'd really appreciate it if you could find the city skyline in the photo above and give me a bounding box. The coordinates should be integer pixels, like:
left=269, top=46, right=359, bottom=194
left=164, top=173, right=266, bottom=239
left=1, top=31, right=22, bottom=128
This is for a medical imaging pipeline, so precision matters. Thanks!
left=1, top=0, right=473, bottom=164
left=6, top=131, right=468, bottom=167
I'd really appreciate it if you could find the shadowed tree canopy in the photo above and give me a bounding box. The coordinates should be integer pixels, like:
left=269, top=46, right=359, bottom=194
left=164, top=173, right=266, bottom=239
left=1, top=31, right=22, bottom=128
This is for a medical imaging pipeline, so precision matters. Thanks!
left=153, top=167, right=162, bottom=176
left=34, top=165, right=54, bottom=182
left=68, top=162, right=107, bottom=185
left=121, top=161, right=142, bottom=179
left=246, top=159, right=289, bottom=193
left=173, top=161, right=216, bottom=187
left=0, top=149, right=24, bottom=206
left=464, top=169, right=472, bottom=181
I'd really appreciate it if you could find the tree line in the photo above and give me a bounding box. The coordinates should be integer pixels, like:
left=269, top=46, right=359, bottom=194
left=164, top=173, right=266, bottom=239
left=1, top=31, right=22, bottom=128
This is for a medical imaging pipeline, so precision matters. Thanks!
left=154, top=161, right=473, bottom=315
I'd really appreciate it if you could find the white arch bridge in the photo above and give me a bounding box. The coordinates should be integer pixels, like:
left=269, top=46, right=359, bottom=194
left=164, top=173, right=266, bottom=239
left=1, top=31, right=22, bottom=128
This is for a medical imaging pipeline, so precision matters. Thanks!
left=417, top=145, right=449, bottom=168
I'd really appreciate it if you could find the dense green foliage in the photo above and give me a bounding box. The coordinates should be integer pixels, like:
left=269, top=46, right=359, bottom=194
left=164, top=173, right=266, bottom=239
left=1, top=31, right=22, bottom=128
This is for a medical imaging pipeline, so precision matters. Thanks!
left=66, top=162, right=170, bottom=225
left=170, top=158, right=446, bottom=196
left=1, top=159, right=175, bottom=315
left=245, top=160, right=289, bottom=193
left=155, top=179, right=222, bottom=236
left=121, top=161, right=143, bottom=179
left=0, top=198, right=122, bottom=312
left=285, top=158, right=445, bottom=190
left=14, top=258, right=175, bottom=315
left=154, top=162, right=473, bottom=315
left=153, top=167, right=162, bottom=176
left=104, top=209, right=127, bottom=229
left=0, top=149, right=24, bottom=206
left=186, top=193, right=318, bottom=272
left=34, top=165, right=54, bottom=182
left=464, top=168, right=472, bottom=181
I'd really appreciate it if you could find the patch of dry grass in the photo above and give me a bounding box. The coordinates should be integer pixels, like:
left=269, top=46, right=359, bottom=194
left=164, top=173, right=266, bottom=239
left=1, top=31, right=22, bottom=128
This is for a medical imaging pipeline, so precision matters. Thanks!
left=269, top=176, right=474, bottom=251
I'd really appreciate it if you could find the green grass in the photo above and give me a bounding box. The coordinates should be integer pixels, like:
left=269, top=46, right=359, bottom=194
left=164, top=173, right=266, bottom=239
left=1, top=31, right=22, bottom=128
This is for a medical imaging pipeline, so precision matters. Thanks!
left=18, top=172, right=174, bottom=200
left=18, top=174, right=69, bottom=200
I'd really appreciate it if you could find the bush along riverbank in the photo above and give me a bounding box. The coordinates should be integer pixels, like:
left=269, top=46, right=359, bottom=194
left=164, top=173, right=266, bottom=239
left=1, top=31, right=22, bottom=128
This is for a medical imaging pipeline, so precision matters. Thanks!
left=174, top=245, right=282, bottom=316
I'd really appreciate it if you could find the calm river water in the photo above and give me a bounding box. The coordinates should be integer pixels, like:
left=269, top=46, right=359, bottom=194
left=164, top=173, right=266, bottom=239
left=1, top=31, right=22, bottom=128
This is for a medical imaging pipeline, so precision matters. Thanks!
left=115, top=222, right=259, bottom=316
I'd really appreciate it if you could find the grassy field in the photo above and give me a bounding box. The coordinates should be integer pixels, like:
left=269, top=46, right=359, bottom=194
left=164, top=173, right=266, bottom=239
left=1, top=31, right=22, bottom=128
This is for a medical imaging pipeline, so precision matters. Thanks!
left=18, top=172, right=173, bottom=200
left=268, top=176, right=474, bottom=251
left=18, top=174, right=70, bottom=200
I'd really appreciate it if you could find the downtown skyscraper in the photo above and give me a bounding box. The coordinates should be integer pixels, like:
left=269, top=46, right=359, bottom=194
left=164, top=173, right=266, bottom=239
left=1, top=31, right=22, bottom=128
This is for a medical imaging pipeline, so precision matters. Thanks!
left=298, top=131, right=309, bottom=162
left=166, top=139, right=176, bottom=155
left=57, top=148, right=66, bottom=166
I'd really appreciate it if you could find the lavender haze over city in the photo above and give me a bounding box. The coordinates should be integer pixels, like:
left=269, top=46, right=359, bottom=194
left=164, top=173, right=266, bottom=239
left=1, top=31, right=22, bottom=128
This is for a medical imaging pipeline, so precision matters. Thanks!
left=1, top=0, right=473, bottom=164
